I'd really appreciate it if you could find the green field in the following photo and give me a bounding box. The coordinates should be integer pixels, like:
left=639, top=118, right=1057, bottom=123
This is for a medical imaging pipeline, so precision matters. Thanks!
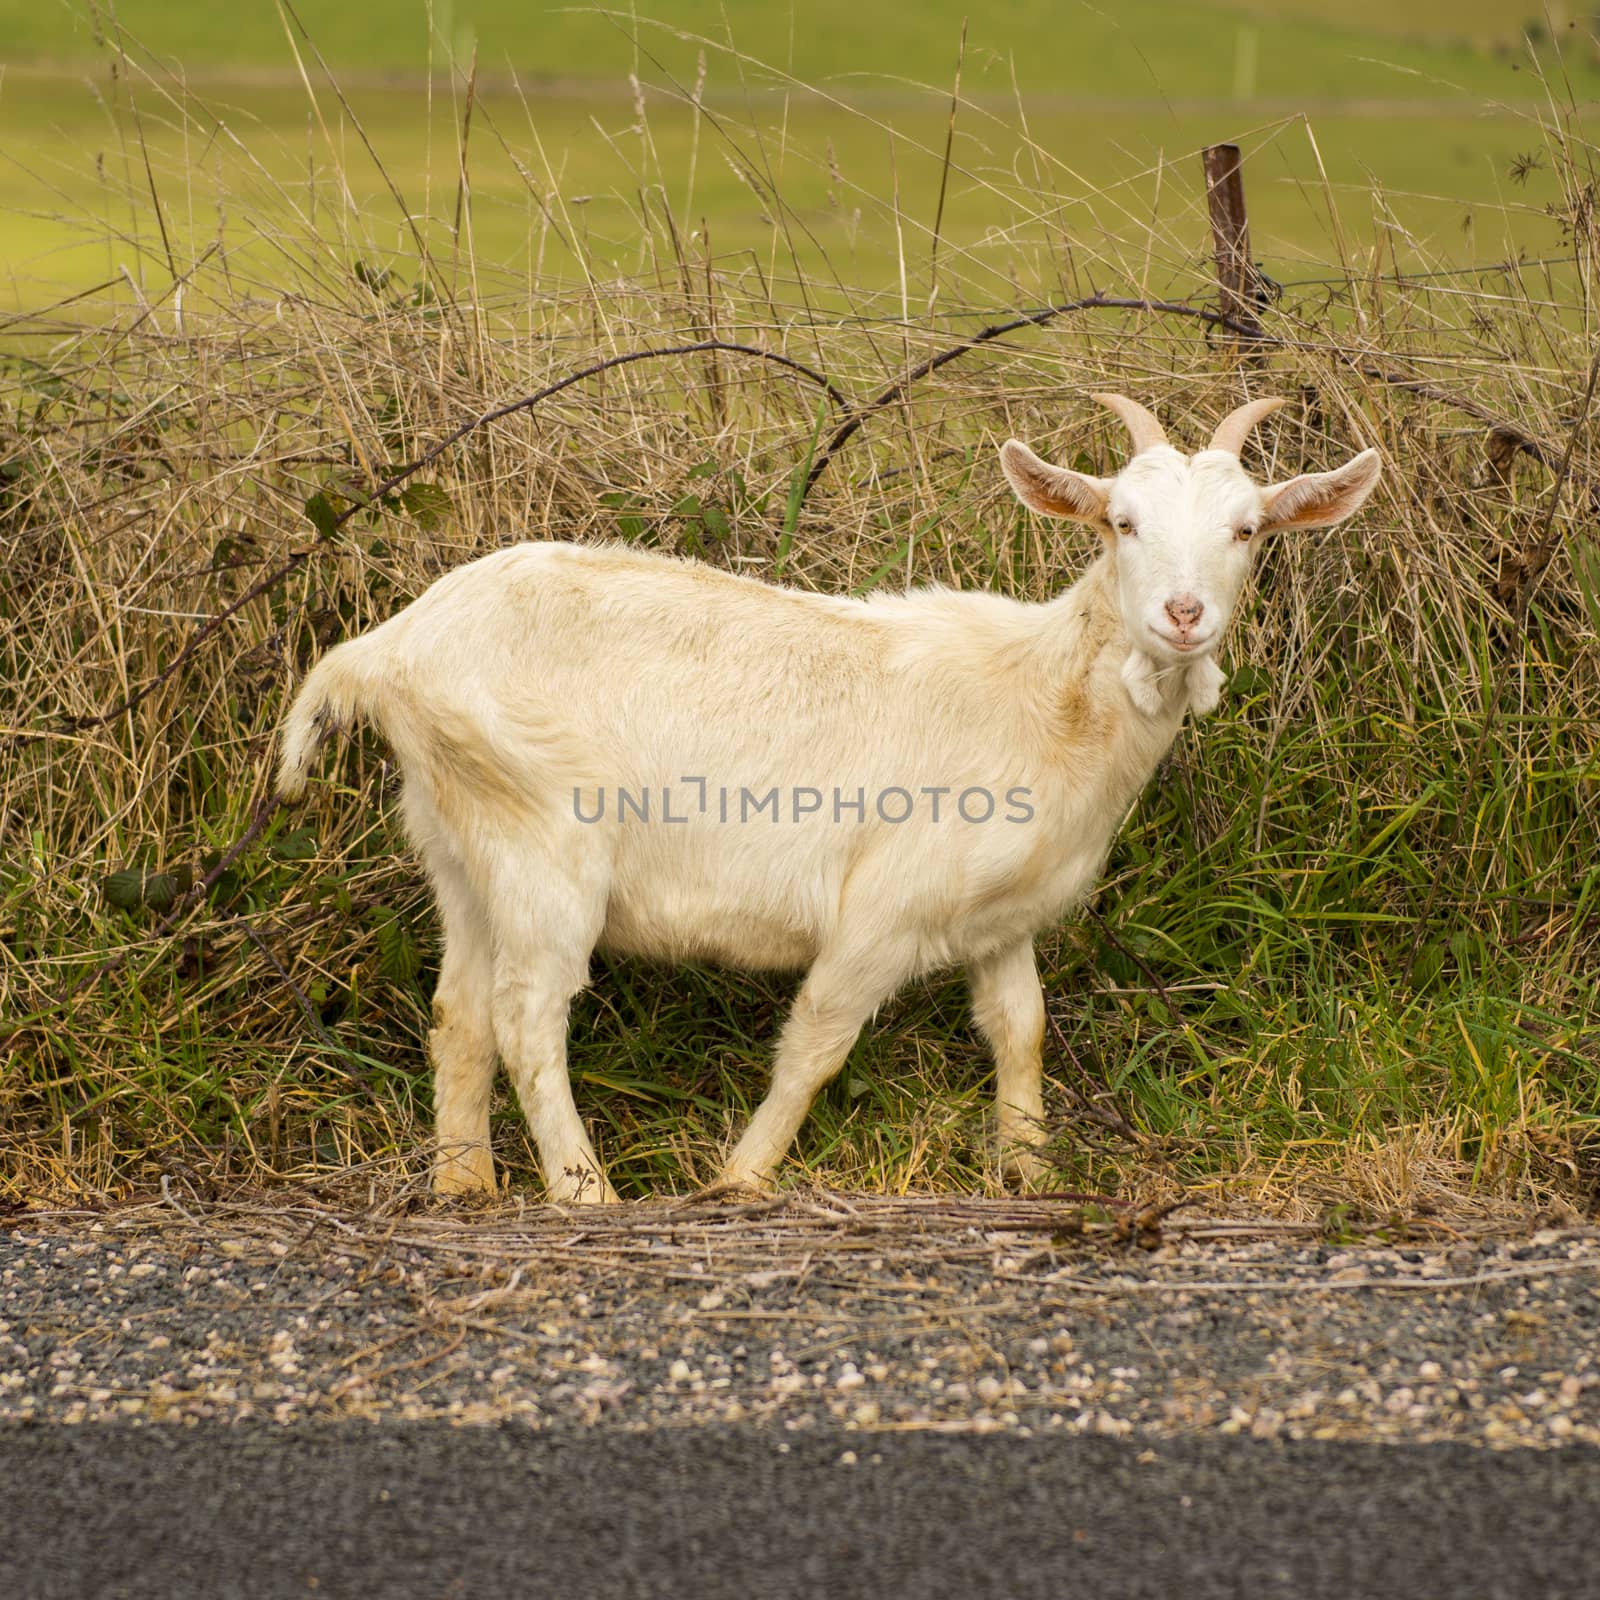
left=2, top=0, right=1591, bottom=302
left=4, top=0, right=1578, bottom=91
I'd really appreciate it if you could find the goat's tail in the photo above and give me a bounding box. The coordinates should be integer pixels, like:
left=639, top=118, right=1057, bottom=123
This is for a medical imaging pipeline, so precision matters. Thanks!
left=276, top=632, right=393, bottom=802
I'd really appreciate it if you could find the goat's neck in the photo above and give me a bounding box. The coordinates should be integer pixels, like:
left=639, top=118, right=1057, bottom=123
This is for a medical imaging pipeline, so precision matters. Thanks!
left=1035, top=552, right=1191, bottom=762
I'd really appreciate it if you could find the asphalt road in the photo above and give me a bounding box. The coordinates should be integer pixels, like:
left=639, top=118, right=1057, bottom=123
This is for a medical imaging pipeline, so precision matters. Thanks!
left=4, top=1423, right=1597, bottom=1599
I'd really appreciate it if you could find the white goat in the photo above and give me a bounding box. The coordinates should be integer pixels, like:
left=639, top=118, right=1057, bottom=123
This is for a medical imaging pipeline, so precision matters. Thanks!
left=277, top=394, right=1381, bottom=1202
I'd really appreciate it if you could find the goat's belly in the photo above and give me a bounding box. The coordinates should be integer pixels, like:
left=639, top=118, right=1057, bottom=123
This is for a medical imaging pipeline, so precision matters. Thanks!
left=594, top=825, right=835, bottom=971
left=588, top=814, right=1111, bottom=977
left=598, top=891, right=819, bottom=972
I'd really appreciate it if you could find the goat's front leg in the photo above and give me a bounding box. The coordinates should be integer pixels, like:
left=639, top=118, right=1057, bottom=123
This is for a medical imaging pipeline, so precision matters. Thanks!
left=968, top=939, right=1050, bottom=1189
left=720, top=945, right=905, bottom=1190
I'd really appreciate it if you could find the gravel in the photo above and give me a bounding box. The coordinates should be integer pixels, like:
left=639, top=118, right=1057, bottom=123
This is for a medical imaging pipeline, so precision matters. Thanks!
left=3, top=1194, right=1598, bottom=1448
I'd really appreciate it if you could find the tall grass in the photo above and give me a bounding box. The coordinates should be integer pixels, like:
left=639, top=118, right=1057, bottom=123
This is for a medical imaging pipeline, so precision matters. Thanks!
left=2, top=21, right=1598, bottom=1213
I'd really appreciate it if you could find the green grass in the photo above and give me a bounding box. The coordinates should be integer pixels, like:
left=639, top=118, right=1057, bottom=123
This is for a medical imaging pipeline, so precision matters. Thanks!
left=1, top=5, right=1597, bottom=1214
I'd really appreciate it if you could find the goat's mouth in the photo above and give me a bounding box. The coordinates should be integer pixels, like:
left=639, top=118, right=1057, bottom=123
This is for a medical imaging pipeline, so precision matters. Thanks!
left=1150, top=628, right=1213, bottom=655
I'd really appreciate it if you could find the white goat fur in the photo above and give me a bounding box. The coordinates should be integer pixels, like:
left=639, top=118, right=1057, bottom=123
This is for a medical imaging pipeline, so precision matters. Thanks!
left=276, top=395, right=1381, bottom=1201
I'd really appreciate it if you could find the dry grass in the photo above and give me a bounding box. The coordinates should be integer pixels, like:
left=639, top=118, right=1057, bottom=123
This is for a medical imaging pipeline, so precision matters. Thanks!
left=2, top=33, right=1599, bottom=1213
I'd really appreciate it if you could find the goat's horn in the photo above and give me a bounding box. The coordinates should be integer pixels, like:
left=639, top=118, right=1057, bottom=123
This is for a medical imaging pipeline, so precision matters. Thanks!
left=1208, top=396, right=1286, bottom=455
left=1089, top=393, right=1168, bottom=455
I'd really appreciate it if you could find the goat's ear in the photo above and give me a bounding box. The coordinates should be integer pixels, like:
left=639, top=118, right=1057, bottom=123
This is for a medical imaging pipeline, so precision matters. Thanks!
left=999, top=439, right=1111, bottom=524
left=1260, top=448, right=1382, bottom=531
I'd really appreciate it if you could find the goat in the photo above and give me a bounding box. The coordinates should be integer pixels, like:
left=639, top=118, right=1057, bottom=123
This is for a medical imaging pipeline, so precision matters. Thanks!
left=276, top=394, right=1381, bottom=1201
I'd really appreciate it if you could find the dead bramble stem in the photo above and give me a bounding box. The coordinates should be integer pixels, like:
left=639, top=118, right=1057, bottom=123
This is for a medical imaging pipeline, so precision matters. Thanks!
left=9, top=317, right=1579, bottom=759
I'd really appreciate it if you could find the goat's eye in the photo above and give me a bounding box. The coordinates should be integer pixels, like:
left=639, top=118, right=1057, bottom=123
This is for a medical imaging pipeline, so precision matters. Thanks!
left=1236, top=523, right=1258, bottom=542
left=1113, top=516, right=1136, bottom=537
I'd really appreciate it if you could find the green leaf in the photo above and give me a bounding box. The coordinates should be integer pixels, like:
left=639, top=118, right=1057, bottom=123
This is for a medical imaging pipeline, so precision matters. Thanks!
left=671, top=493, right=703, bottom=519
left=598, top=491, right=648, bottom=541
left=686, top=457, right=720, bottom=480
left=143, top=872, right=181, bottom=912
left=208, top=869, right=242, bottom=906
left=318, top=874, right=356, bottom=917
left=369, top=906, right=422, bottom=986
left=1096, top=940, right=1139, bottom=987
left=700, top=503, right=732, bottom=541
left=271, top=829, right=319, bottom=862
left=399, top=482, right=455, bottom=532
left=1321, top=1202, right=1359, bottom=1245
left=104, top=869, right=144, bottom=911
left=1411, top=939, right=1447, bottom=990
left=353, top=259, right=393, bottom=294
left=304, top=491, right=341, bottom=540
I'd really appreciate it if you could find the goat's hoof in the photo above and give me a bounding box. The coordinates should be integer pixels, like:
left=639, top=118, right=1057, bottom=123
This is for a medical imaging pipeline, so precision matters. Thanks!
left=1002, top=1147, right=1053, bottom=1192
left=547, top=1178, right=621, bottom=1205
left=431, top=1149, right=497, bottom=1199
left=697, top=1175, right=772, bottom=1204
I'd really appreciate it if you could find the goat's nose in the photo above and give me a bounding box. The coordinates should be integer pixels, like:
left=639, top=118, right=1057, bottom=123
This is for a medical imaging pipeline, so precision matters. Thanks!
left=1164, top=594, right=1204, bottom=630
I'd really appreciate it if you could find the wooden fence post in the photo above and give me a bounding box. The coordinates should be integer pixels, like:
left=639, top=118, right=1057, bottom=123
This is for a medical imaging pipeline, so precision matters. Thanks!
left=1201, top=143, right=1264, bottom=345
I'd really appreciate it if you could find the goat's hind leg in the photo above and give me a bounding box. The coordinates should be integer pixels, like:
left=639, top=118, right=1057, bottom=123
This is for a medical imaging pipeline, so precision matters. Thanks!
left=416, top=828, right=500, bottom=1197
left=485, top=855, right=618, bottom=1205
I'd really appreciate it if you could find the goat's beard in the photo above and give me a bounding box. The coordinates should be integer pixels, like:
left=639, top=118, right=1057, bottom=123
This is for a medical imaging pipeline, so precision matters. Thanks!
left=1120, top=649, right=1225, bottom=719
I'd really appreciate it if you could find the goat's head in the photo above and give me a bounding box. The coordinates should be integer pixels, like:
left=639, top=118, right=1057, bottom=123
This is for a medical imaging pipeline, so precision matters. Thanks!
left=999, top=394, right=1382, bottom=668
